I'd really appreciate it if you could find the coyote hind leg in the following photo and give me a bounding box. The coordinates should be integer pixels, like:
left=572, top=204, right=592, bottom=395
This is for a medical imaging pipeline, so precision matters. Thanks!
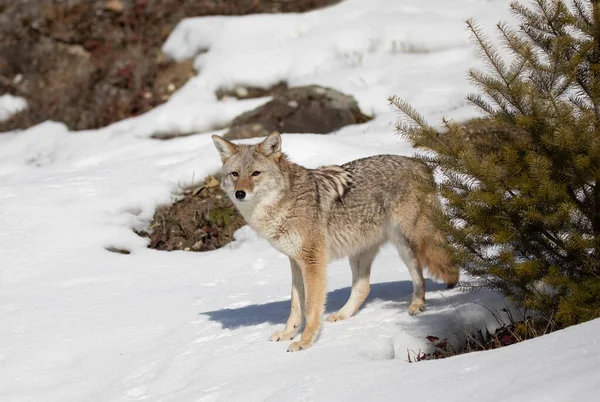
left=390, top=228, right=425, bottom=315
left=326, top=244, right=380, bottom=322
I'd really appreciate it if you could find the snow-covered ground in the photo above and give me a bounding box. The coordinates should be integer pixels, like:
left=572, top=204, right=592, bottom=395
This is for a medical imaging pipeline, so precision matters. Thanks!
left=1, top=0, right=599, bottom=401
left=0, top=94, right=27, bottom=122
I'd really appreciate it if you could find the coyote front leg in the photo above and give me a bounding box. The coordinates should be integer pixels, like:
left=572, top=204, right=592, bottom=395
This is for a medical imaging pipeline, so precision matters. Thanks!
left=270, top=258, right=304, bottom=342
left=287, top=253, right=327, bottom=352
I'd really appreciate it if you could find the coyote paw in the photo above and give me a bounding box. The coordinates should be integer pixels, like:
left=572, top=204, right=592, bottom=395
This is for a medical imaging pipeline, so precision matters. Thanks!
left=287, top=340, right=311, bottom=352
left=269, top=329, right=298, bottom=342
left=408, top=302, right=425, bottom=316
left=325, top=312, right=348, bottom=322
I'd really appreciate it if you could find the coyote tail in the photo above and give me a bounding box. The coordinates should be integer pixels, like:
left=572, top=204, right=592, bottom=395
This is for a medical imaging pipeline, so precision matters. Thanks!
left=415, top=191, right=460, bottom=288
left=417, top=232, right=459, bottom=288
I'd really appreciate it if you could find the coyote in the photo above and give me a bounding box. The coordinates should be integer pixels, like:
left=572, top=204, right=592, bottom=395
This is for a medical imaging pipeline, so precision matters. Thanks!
left=212, top=132, right=459, bottom=352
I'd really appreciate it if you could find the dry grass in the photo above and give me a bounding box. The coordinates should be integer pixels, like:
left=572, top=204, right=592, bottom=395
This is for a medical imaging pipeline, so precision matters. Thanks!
left=407, top=307, right=560, bottom=363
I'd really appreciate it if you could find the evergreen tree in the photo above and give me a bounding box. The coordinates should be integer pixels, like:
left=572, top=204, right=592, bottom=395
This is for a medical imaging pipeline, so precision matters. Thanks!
left=391, top=0, right=600, bottom=326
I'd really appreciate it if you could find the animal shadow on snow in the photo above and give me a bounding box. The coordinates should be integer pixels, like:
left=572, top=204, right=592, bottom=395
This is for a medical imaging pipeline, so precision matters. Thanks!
left=201, top=279, right=451, bottom=329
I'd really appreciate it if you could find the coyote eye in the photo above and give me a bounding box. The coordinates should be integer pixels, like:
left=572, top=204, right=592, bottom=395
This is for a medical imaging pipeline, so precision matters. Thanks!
left=231, top=172, right=239, bottom=177
left=252, top=171, right=261, bottom=177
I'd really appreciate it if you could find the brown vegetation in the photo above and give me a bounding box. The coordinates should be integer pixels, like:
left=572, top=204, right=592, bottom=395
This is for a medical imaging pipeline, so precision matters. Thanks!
left=143, top=176, right=246, bottom=252
left=408, top=309, right=559, bottom=362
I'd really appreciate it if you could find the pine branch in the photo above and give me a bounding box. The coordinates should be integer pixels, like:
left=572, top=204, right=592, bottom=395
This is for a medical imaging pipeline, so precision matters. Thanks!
left=466, top=93, right=497, bottom=115
left=535, top=0, right=565, bottom=39
left=388, top=95, right=428, bottom=129
left=468, top=69, right=522, bottom=118
left=594, top=181, right=600, bottom=237
left=467, top=19, right=509, bottom=83
left=573, top=0, right=593, bottom=29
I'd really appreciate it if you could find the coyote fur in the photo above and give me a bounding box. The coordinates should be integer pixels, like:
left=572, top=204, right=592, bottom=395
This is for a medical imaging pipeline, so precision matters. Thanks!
left=212, top=132, right=459, bottom=352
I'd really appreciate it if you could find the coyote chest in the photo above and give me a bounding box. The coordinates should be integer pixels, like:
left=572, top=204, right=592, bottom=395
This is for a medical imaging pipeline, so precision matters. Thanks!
left=246, top=205, right=302, bottom=257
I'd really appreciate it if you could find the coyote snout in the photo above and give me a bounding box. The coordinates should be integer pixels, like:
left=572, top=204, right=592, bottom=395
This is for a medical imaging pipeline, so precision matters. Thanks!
left=233, top=175, right=254, bottom=201
left=212, top=132, right=459, bottom=352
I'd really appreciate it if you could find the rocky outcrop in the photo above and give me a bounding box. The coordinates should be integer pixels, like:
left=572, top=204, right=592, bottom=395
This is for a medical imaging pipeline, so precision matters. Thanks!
left=224, top=85, right=371, bottom=140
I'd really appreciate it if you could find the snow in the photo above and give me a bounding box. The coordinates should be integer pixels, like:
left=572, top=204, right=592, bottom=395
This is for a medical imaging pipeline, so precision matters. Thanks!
left=0, top=94, right=27, bottom=122
left=1, top=0, right=599, bottom=401
left=103, top=0, right=516, bottom=139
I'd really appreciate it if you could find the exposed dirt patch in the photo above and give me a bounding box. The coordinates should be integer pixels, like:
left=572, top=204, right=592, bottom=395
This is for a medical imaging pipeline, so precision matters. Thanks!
left=224, top=85, right=372, bottom=140
left=105, top=246, right=131, bottom=255
left=0, top=0, right=341, bottom=132
left=144, top=177, right=246, bottom=252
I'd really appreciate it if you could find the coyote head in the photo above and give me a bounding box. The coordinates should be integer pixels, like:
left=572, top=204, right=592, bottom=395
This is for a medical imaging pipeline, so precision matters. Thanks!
left=212, top=132, right=286, bottom=205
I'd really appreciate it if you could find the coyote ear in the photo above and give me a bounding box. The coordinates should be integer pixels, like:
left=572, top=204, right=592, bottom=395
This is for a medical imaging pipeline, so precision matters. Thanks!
left=257, top=131, right=281, bottom=160
left=212, top=135, right=238, bottom=163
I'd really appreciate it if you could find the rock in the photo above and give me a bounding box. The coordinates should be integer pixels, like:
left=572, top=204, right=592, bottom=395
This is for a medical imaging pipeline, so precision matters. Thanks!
left=224, top=85, right=371, bottom=140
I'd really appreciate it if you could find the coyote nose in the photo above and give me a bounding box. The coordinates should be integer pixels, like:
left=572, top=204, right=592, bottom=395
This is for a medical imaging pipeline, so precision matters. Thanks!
left=235, top=190, right=246, bottom=200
